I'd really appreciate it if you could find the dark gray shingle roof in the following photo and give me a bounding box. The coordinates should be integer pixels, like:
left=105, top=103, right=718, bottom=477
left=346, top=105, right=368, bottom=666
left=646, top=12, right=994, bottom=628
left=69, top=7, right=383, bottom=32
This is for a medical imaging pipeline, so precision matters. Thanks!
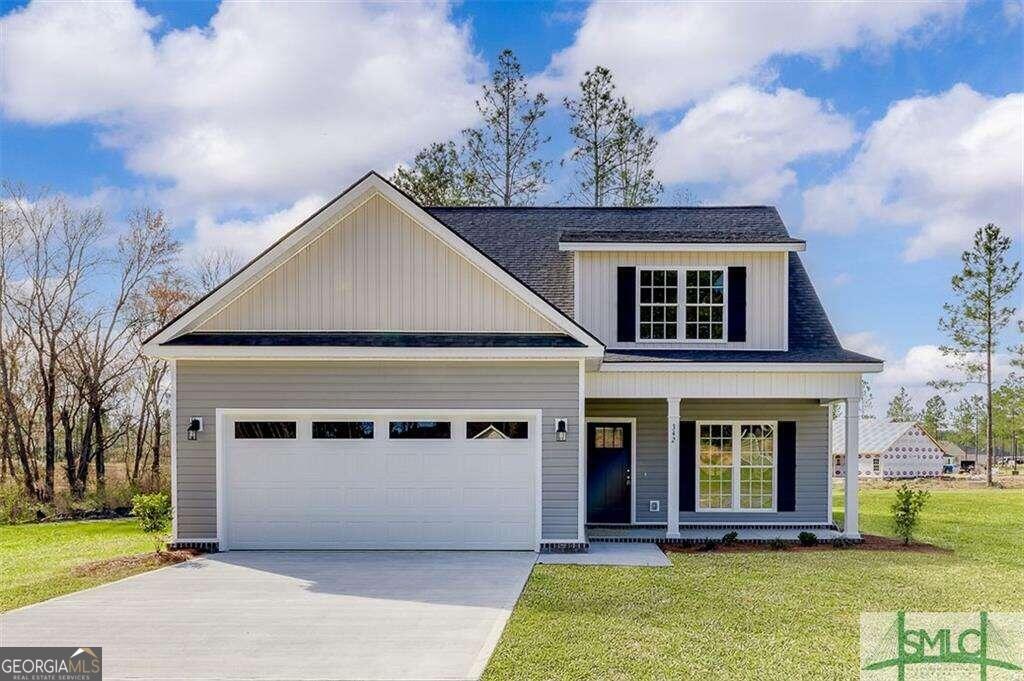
left=165, top=332, right=585, bottom=348
left=426, top=207, right=880, bottom=365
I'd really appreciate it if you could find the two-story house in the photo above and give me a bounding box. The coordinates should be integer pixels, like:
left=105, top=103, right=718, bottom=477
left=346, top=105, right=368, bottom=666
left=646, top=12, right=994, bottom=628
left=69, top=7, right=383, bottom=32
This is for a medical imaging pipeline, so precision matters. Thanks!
left=144, top=172, right=882, bottom=552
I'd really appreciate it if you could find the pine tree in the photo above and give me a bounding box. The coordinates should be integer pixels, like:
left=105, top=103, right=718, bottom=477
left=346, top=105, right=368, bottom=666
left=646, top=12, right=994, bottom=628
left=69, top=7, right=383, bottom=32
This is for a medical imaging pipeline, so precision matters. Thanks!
left=564, top=66, right=662, bottom=207
left=932, top=223, right=1021, bottom=485
left=563, top=67, right=626, bottom=207
left=860, top=379, right=876, bottom=419
left=612, top=104, right=662, bottom=206
left=462, top=49, right=550, bottom=206
left=391, top=141, right=479, bottom=206
left=921, top=395, right=948, bottom=439
left=830, top=379, right=875, bottom=420
left=887, top=386, right=917, bottom=422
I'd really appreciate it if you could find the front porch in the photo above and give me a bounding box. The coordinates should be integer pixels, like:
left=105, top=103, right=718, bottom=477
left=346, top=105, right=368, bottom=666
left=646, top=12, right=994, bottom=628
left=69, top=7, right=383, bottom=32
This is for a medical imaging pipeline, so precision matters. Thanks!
left=582, top=394, right=863, bottom=541
left=586, top=524, right=843, bottom=544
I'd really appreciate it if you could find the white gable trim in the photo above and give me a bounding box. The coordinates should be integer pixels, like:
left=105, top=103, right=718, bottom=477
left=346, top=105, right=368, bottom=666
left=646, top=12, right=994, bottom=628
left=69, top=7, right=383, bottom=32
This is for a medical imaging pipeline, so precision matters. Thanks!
left=144, top=172, right=603, bottom=354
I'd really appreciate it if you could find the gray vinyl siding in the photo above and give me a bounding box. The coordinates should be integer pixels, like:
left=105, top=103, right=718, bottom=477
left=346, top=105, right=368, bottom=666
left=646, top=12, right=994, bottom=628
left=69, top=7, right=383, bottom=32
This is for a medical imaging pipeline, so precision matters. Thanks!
left=175, top=360, right=580, bottom=541
left=585, top=399, right=830, bottom=525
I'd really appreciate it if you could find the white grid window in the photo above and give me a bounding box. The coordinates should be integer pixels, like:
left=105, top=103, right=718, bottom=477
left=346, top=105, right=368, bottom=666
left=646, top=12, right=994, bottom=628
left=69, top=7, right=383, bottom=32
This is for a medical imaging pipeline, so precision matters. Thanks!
left=683, top=270, right=725, bottom=340
left=739, top=425, right=774, bottom=510
left=698, top=422, right=776, bottom=511
left=698, top=424, right=733, bottom=509
left=639, top=269, right=678, bottom=340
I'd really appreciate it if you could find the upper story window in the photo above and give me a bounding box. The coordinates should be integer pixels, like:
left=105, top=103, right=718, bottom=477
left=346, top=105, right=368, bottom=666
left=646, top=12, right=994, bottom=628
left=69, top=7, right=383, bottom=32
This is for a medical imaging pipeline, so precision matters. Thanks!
left=684, top=269, right=725, bottom=341
left=639, top=269, right=678, bottom=340
left=638, top=268, right=725, bottom=341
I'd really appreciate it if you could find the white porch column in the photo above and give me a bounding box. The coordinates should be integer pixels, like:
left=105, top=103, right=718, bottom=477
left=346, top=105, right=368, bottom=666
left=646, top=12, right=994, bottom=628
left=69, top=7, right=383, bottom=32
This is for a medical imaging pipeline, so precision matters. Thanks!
left=843, top=398, right=861, bottom=539
left=666, top=398, right=681, bottom=538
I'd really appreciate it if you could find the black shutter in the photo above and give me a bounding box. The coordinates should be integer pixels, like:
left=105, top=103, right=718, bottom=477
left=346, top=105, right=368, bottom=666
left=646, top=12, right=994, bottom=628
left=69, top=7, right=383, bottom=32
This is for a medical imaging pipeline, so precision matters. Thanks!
left=616, top=267, right=636, bottom=342
left=777, top=421, right=797, bottom=512
left=680, top=421, right=696, bottom=512
left=727, top=266, right=746, bottom=342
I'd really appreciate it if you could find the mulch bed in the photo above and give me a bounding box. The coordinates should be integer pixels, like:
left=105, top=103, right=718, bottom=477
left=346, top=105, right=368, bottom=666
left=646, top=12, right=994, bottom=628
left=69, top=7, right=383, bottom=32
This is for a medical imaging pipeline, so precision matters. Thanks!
left=70, top=548, right=203, bottom=577
left=659, top=534, right=951, bottom=555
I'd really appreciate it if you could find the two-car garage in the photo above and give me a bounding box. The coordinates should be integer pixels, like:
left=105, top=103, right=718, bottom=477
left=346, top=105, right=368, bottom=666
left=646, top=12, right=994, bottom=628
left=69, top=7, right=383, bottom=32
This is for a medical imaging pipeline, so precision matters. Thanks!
left=219, top=410, right=540, bottom=550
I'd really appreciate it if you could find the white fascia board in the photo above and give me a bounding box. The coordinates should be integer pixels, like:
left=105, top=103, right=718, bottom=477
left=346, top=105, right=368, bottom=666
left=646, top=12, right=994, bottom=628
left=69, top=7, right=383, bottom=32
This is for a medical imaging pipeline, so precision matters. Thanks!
left=143, top=344, right=601, bottom=361
left=558, top=242, right=806, bottom=253
left=148, top=172, right=604, bottom=352
left=599, top=361, right=883, bottom=373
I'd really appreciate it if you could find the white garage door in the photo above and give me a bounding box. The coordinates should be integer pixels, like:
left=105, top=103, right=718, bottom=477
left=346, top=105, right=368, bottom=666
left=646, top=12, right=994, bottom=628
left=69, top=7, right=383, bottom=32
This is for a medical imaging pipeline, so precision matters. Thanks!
left=221, top=411, right=538, bottom=550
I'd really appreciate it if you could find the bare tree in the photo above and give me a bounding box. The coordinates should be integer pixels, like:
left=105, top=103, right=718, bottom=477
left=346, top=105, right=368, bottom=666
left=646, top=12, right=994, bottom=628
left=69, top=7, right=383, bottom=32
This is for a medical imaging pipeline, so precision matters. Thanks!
left=0, top=185, right=100, bottom=500
left=192, top=247, right=244, bottom=294
left=67, top=208, right=178, bottom=495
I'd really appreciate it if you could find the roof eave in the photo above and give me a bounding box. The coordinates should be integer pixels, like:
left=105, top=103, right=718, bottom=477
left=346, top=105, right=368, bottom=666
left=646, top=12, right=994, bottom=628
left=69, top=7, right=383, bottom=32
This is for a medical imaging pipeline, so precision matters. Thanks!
left=558, top=242, right=806, bottom=253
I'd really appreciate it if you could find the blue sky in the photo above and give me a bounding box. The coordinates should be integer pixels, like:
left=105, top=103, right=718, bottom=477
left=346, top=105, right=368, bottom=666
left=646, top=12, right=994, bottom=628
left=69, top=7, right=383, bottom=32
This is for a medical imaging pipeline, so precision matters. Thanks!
left=1, top=0, right=1022, bottom=410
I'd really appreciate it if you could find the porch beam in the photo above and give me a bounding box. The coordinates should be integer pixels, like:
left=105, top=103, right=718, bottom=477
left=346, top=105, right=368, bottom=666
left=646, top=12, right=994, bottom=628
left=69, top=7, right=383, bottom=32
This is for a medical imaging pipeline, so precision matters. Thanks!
left=844, top=397, right=860, bottom=539
left=667, top=397, right=681, bottom=538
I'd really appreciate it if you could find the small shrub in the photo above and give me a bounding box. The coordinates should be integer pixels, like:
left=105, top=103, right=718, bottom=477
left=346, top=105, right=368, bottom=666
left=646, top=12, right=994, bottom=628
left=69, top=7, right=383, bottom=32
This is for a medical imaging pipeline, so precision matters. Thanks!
left=721, top=531, right=739, bottom=546
left=0, top=483, right=43, bottom=524
left=891, top=484, right=930, bottom=545
left=768, top=537, right=788, bottom=551
left=831, top=536, right=854, bottom=549
left=798, top=531, right=818, bottom=547
left=697, top=538, right=718, bottom=552
left=132, top=492, right=172, bottom=552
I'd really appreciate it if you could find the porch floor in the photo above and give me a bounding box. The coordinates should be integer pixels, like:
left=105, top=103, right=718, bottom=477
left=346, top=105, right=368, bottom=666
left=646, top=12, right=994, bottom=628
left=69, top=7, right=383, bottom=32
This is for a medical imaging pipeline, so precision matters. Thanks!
left=587, top=526, right=842, bottom=543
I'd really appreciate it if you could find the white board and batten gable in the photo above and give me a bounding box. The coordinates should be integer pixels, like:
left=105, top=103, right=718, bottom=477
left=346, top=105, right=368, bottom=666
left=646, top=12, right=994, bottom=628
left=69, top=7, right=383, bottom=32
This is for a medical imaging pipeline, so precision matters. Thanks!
left=144, top=173, right=603, bottom=360
left=831, top=419, right=946, bottom=479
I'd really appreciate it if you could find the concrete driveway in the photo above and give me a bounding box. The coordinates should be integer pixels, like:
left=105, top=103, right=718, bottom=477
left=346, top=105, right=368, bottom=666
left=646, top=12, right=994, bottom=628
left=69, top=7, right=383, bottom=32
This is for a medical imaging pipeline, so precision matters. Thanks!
left=0, top=551, right=537, bottom=681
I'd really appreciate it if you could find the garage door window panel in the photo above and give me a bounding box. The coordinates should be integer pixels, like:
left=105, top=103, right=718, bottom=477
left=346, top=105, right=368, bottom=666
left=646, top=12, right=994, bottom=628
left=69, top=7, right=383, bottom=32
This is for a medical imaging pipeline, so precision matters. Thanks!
left=313, top=421, right=375, bottom=439
left=234, top=421, right=297, bottom=439
left=466, top=421, right=529, bottom=440
left=389, top=421, right=452, bottom=439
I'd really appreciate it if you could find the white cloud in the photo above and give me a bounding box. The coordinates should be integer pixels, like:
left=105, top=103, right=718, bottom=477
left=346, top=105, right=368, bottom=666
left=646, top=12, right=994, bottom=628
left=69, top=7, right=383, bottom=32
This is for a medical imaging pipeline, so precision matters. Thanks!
left=803, top=84, right=1024, bottom=260
left=1, top=1, right=484, bottom=211
left=656, top=86, right=855, bottom=202
left=187, top=194, right=327, bottom=262
left=538, top=1, right=964, bottom=113
left=842, top=331, right=888, bottom=360
left=832, top=272, right=853, bottom=287
left=843, top=331, right=1014, bottom=413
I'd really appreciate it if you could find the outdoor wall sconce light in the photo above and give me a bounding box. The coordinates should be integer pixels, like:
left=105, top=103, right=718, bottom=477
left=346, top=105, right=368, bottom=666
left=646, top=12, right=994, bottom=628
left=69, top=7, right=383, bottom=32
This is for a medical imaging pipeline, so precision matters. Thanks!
left=187, top=416, right=203, bottom=441
left=554, top=418, right=568, bottom=442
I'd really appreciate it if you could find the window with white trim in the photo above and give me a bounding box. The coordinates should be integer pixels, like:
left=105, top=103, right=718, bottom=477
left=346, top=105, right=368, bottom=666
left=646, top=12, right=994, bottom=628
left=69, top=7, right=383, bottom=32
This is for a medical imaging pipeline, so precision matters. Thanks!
left=697, top=422, right=775, bottom=511
left=638, top=267, right=725, bottom=341
left=639, top=269, right=678, bottom=340
left=683, top=269, right=725, bottom=341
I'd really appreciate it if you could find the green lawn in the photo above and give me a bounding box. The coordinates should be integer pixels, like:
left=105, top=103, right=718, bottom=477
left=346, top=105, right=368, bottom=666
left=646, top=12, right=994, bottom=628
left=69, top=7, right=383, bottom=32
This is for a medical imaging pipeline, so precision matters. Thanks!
left=0, top=519, right=157, bottom=612
left=485, top=486, right=1024, bottom=680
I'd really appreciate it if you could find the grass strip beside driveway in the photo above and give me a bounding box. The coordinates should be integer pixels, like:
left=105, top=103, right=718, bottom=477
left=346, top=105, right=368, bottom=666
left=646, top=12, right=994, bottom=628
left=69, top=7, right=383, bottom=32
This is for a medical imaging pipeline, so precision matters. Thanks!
left=0, top=519, right=157, bottom=612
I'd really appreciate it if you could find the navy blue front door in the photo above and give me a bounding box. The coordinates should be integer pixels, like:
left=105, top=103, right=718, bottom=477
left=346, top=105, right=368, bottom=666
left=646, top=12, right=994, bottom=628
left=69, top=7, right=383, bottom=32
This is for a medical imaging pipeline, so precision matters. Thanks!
left=587, top=423, right=631, bottom=523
